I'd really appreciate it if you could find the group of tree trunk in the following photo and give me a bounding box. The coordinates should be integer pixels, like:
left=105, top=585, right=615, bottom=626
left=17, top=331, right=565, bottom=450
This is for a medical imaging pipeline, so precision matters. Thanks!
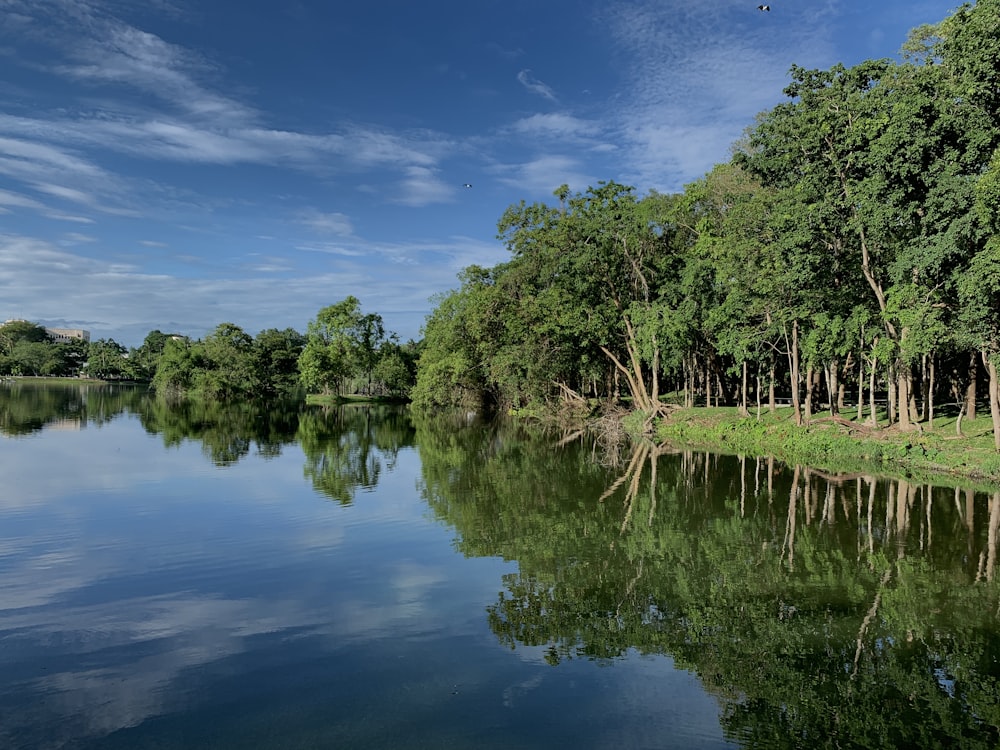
left=412, top=1, right=1000, bottom=450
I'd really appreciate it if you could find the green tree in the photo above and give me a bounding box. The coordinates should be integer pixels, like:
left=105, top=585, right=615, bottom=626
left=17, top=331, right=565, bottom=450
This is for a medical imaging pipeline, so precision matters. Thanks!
left=85, top=338, right=129, bottom=380
left=298, top=297, right=372, bottom=396
left=151, top=337, right=197, bottom=396
left=253, top=327, right=306, bottom=397
left=133, top=330, right=173, bottom=380
left=372, top=339, right=416, bottom=398
left=411, top=285, right=486, bottom=410
left=0, top=320, right=50, bottom=355
left=194, top=323, right=256, bottom=400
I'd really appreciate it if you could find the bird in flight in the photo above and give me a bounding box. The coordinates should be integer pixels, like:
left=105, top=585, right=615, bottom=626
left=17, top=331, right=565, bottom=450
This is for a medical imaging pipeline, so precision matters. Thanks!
left=758, top=4, right=770, bottom=10
left=462, top=183, right=472, bottom=188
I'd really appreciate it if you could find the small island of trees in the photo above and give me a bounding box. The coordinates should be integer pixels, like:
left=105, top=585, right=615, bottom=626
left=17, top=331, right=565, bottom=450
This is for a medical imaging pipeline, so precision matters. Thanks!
left=0, top=296, right=419, bottom=404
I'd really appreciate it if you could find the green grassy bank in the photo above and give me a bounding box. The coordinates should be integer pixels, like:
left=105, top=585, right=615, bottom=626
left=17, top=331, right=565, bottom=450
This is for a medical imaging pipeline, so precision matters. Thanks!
left=647, top=406, right=1000, bottom=489
left=304, top=393, right=407, bottom=407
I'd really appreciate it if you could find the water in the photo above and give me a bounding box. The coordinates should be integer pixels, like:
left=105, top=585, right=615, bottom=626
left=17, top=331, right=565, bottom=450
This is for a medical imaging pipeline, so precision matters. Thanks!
left=1, top=383, right=999, bottom=748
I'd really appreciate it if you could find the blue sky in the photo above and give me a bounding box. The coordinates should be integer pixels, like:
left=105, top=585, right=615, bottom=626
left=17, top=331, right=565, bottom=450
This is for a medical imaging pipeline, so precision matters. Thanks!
left=0, top=0, right=962, bottom=346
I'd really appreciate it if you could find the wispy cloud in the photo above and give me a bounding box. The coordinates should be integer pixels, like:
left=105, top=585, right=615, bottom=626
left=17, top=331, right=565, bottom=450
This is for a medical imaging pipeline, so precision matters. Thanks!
left=517, top=69, right=558, bottom=102
left=598, top=0, right=838, bottom=191
left=298, top=210, right=354, bottom=236
left=492, top=154, right=597, bottom=197
left=34, top=181, right=139, bottom=216
left=0, top=233, right=505, bottom=343
left=62, top=232, right=98, bottom=244
left=0, top=187, right=46, bottom=210
left=395, top=166, right=454, bottom=207
left=38, top=2, right=254, bottom=124
left=0, top=5, right=458, bottom=219
left=508, top=113, right=601, bottom=140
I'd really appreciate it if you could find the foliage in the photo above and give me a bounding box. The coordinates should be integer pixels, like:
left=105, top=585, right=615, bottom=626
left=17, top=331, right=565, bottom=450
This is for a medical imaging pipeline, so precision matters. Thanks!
left=414, top=423, right=1000, bottom=747
left=409, top=0, right=1000, bottom=446
left=297, top=297, right=411, bottom=399
left=149, top=323, right=306, bottom=401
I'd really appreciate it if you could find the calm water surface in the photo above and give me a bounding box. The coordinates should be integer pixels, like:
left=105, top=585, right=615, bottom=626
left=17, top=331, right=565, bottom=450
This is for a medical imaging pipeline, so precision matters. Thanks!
left=1, top=383, right=999, bottom=749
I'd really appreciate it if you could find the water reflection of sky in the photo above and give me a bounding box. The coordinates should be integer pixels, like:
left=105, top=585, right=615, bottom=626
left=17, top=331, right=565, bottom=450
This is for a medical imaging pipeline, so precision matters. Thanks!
left=0, top=413, right=732, bottom=749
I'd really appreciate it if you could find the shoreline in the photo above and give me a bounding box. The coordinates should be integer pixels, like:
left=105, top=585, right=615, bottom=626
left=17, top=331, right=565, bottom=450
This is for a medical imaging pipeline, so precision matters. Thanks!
left=648, top=406, right=1000, bottom=491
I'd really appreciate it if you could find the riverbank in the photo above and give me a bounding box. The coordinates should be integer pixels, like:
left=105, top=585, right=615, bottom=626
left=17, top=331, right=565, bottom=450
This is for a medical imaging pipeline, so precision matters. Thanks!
left=647, top=406, right=1000, bottom=489
left=305, top=393, right=408, bottom=407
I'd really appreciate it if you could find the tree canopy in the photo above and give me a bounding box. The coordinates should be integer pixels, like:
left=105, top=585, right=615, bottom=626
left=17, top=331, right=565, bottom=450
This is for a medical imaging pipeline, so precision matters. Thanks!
left=412, top=0, right=1000, bottom=450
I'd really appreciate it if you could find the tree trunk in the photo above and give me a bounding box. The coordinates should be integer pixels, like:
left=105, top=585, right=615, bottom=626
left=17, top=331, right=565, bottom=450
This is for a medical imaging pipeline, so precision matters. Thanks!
left=804, top=365, right=815, bottom=426
left=768, top=360, right=776, bottom=412
left=887, top=362, right=897, bottom=425
left=650, top=338, right=661, bottom=409
left=789, top=321, right=802, bottom=427
left=928, top=356, right=935, bottom=430
left=908, top=364, right=921, bottom=425
left=985, top=352, right=1000, bottom=452
left=857, top=348, right=865, bottom=423
left=897, top=364, right=912, bottom=431
left=825, top=360, right=839, bottom=417
left=967, top=351, right=978, bottom=422
left=755, top=370, right=762, bottom=420
left=740, top=360, right=749, bottom=417
left=920, top=354, right=929, bottom=421
left=868, top=355, right=878, bottom=428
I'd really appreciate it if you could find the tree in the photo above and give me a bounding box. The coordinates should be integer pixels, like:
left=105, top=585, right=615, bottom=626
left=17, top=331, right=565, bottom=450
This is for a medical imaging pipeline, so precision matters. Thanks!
left=298, top=297, right=373, bottom=396
left=372, top=339, right=417, bottom=398
left=355, top=312, right=386, bottom=395
left=151, top=337, right=197, bottom=396
left=195, top=323, right=256, bottom=400
left=133, top=330, right=173, bottom=380
left=0, top=320, right=51, bottom=355
left=254, top=327, right=306, bottom=397
left=411, top=286, right=486, bottom=410
left=960, top=147, right=1000, bottom=450
left=495, top=182, right=686, bottom=419
left=85, top=338, right=129, bottom=380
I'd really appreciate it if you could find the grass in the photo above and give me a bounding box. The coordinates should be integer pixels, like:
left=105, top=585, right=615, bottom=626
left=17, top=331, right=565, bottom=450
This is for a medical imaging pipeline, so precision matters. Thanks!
left=3, top=375, right=113, bottom=385
left=650, top=404, right=1000, bottom=489
left=304, top=392, right=407, bottom=407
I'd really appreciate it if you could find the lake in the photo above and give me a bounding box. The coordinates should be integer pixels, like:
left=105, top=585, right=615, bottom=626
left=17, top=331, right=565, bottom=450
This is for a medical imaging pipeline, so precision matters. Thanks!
left=1, top=382, right=999, bottom=749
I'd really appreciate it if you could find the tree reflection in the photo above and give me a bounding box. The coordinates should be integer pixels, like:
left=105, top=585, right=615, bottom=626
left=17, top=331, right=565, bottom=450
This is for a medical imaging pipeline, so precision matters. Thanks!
left=418, top=431, right=1000, bottom=747
left=0, top=381, right=149, bottom=436
left=298, top=404, right=415, bottom=504
left=139, top=395, right=302, bottom=466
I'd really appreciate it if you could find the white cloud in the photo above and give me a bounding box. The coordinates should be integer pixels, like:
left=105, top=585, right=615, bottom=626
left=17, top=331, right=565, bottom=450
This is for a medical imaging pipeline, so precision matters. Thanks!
left=394, top=166, right=454, bottom=207
left=0, top=232, right=506, bottom=344
left=33, top=181, right=139, bottom=216
left=517, top=69, right=558, bottom=102
left=598, top=0, right=838, bottom=191
left=49, top=10, right=255, bottom=124
left=0, top=187, right=45, bottom=209
left=298, top=210, right=354, bottom=236
left=493, top=154, right=597, bottom=197
left=509, top=112, right=600, bottom=140
left=62, top=232, right=98, bottom=244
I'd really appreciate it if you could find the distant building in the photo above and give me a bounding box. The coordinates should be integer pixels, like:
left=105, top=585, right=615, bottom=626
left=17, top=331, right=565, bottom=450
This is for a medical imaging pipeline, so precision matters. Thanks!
left=46, top=328, right=91, bottom=344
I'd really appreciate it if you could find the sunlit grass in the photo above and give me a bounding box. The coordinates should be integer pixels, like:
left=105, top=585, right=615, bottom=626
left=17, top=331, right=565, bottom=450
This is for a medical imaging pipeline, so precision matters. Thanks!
left=652, top=403, right=1000, bottom=488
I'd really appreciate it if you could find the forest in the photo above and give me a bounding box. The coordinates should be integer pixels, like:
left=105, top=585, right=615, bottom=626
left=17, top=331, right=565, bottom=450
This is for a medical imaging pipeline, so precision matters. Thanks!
left=4, top=2, right=999, bottom=455
left=411, top=0, right=1000, bottom=450
left=0, top=296, right=418, bottom=402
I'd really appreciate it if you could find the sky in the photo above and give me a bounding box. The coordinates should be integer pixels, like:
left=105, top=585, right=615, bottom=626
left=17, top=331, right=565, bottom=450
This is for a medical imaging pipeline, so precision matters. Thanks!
left=0, top=0, right=964, bottom=347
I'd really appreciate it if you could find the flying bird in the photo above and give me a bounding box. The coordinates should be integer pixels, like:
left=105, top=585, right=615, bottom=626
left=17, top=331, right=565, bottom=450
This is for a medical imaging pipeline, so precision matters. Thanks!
left=462, top=183, right=472, bottom=188
left=758, top=4, right=770, bottom=10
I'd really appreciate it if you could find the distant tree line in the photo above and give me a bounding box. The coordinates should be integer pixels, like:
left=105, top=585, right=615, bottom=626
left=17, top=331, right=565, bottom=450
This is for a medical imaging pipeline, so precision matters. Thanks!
left=411, top=0, right=1000, bottom=449
left=0, top=296, right=419, bottom=402
left=0, top=321, right=90, bottom=377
